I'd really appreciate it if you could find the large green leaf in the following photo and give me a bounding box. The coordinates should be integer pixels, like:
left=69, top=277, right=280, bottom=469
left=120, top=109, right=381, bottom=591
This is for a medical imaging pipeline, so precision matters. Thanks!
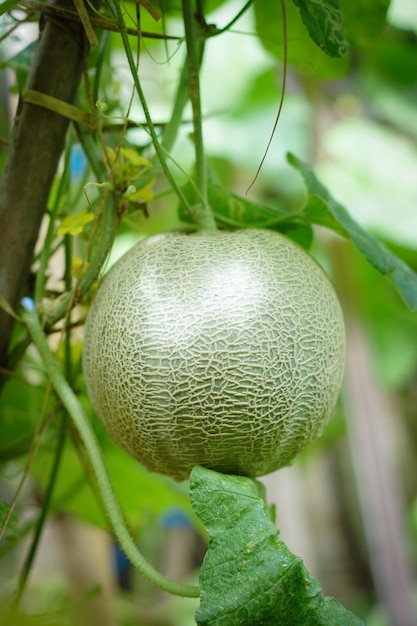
left=291, top=0, right=349, bottom=57
left=179, top=180, right=313, bottom=248
left=0, top=375, right=54, bottom=462
left=0, top=0, right=21, bottom=15
left=343, top=247, right=417, bottom=390
left=254, top=0, right=348, bottom=78
left=190, top=466, right=365, bottom=626
left=288, top=153, right=417, bottom=311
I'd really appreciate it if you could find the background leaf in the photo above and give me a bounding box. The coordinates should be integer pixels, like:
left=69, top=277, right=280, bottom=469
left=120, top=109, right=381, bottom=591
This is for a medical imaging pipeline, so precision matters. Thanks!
left=340, top=0, right=390, bottom=46
left=0, top=500, right=19, bottom=543
left=254, top=0, right=348, bottom=78
left=190, top=466, right=365, bottom=626
left=0, top=0, right=21, bottom=16
left=288, top=152, right=417, bottom=311
left=30, top=422, right=193, bottom=532
left=291, top=0, right=349, bottom=57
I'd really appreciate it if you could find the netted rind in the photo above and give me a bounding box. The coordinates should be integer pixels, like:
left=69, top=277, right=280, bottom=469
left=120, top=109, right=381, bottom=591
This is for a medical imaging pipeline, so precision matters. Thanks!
left=83, top=229, right=345, bottom=481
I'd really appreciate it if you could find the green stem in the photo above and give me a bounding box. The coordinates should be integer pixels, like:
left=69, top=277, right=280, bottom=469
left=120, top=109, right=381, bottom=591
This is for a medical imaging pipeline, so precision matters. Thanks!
left=22, top=309, right=200, bottom=599
left=181, top=0, right=217, bottom=232
left=41, top=191, right=118, bottom=326
left=160, top=57, right=191, bottom=155
left=210, top=0, right=254, bottom=36
left=14, top=237, right=75, bottom=605
left=107, top=0, right=192, bottom=214
left=182, top=0, right=205, bottom=201
left=2, top=135, right=114, bottom=385
left=32, top=120, right=115, bottom=328
left=75, top=121, right=108, bottom=182
left=93, top=29, right=111, bottom=104
left=35, top=135, right=73, bottom=304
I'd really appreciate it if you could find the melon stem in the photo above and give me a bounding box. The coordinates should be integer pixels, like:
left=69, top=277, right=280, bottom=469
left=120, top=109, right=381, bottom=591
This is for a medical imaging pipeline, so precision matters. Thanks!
left=182, top=0, right=218, bottom=232
left=22, top=308, right=200, bottom=599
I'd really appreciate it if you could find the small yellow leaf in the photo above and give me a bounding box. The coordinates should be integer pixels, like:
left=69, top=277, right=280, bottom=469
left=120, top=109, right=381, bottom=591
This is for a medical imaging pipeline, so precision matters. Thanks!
left=104, top=145, right=152, bottom=184
left=58, top=211, right=95, bottom=236
left=71, top=255, right=88, bottom=279
left=104, top=146, right=116, bottom=166
left=124, top=179, right=155, bottom=204
left=120, top=148, right=151, bottom=169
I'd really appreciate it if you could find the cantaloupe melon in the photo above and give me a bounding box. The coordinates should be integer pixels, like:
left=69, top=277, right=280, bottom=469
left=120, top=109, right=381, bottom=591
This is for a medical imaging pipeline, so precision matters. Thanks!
left=83, top=229, right=345, bottom=481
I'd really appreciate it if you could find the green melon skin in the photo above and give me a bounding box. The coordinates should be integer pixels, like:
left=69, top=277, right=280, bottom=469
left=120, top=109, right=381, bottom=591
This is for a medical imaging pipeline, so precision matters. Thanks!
left=83, top=228, right=345, bottom=482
